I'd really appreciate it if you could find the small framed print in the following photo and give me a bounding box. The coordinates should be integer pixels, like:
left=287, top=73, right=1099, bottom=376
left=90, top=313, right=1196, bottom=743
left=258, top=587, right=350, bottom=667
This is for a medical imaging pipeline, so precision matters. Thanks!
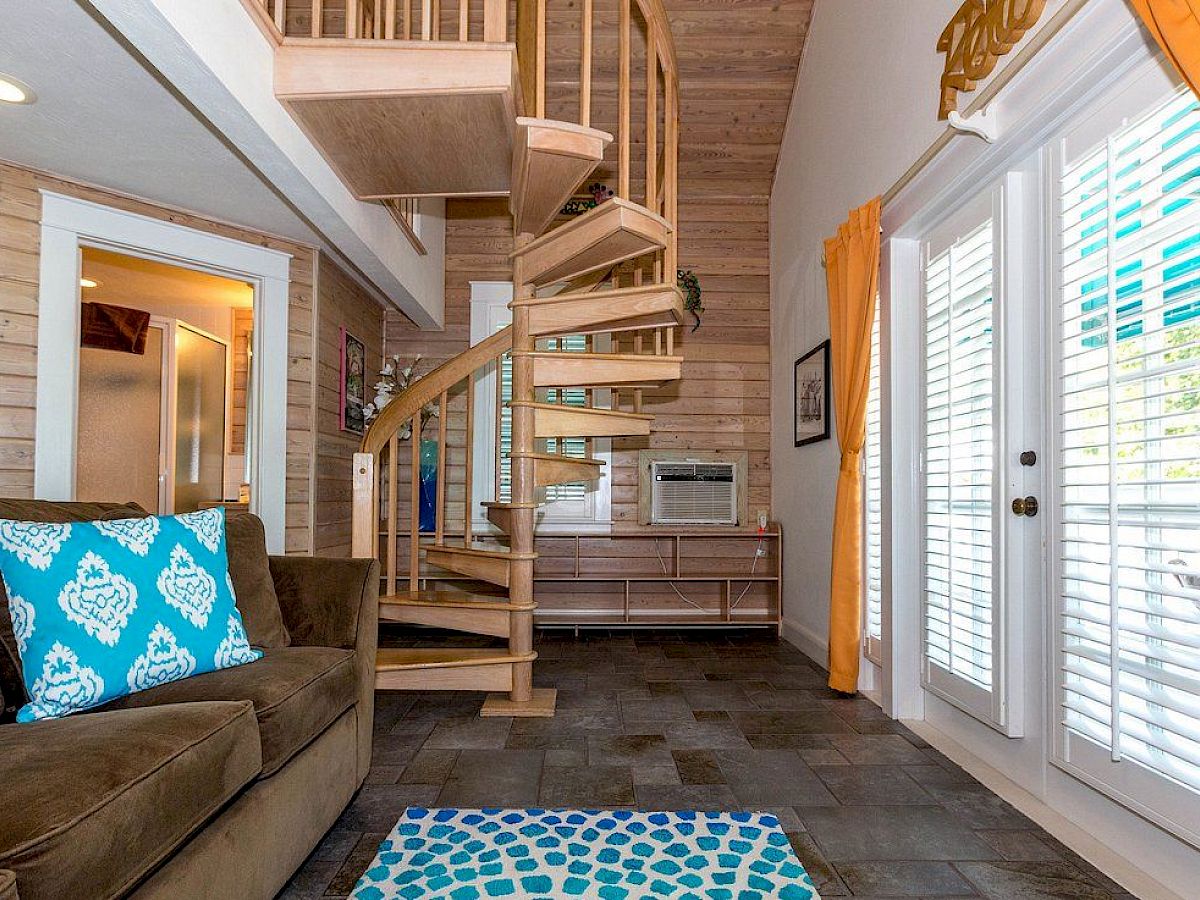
left=339, top=327, right=367, bottom=436
left=794, top=339, right=831, bottom=447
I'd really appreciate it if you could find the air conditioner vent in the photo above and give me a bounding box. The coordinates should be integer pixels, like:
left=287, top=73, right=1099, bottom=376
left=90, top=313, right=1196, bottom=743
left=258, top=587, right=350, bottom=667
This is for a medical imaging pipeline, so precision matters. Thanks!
left=650, top=461, right=737, bottom=525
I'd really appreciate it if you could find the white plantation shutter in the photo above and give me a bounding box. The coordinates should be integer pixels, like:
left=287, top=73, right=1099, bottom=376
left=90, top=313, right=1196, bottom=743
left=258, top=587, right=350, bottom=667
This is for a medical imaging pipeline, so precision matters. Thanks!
left=470, top=283, right=609, bottom=528
left=497, top=335, right=591, bottom=504
left=922, top=210, right=1000, bottom=715
left=864, top=307, right=883, bottom=663
left=1057, top=86, right=1200, bottom=817
left=541, top=335, right=591, bottom=502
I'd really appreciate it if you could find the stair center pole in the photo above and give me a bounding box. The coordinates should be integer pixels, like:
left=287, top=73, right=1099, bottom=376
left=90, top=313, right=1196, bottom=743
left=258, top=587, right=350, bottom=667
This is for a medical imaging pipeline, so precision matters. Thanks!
left=508, top=246, right=537, bottom=705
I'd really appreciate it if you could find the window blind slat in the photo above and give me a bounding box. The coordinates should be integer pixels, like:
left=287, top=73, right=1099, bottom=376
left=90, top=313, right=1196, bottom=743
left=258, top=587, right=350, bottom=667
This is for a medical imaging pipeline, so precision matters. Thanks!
left=1059, top=87, right=1200, bottom=797
left=924, top=217, right=998, bottom=698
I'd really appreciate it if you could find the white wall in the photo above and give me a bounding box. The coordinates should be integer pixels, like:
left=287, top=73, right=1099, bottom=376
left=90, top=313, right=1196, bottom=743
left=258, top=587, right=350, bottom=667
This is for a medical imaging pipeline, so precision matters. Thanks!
left=770, top=0, right=965, bottom=662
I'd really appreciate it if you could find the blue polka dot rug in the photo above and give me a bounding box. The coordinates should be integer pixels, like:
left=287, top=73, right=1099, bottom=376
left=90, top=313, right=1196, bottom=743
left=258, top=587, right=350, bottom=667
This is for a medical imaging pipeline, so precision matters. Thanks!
left=349, top=808, right=821, bottom=899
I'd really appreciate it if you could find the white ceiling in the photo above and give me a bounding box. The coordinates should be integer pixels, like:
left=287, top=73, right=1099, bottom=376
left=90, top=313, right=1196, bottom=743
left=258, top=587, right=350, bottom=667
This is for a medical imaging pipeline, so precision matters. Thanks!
left=82, top=247, right=255, bottom=310
left=0, top=0, right=319, bottom=246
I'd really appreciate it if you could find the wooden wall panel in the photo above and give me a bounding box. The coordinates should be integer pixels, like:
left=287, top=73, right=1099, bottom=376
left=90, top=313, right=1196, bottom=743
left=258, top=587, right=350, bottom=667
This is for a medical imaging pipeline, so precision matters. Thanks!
left=0, top=162, right=318, bottom=554
left=314, top=254, right=385, bottom=556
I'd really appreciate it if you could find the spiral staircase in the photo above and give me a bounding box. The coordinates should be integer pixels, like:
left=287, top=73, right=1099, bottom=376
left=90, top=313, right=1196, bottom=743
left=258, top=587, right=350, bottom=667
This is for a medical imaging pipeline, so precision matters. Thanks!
left=242, top=0, right=684, bottom=716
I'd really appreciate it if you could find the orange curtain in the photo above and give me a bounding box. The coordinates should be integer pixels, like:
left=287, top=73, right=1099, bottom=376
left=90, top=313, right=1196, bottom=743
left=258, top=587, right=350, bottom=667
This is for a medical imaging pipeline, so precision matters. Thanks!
left=1131, top=0, right=1200, bottom=98
left=824, top=197, right=882, bottom=694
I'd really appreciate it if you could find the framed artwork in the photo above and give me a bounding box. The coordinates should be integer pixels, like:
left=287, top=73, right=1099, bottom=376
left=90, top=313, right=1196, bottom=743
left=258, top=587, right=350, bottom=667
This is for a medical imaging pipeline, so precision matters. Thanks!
left=794, top=339, right=831, bottom=447
left=339, top=327, right=366, bottom=436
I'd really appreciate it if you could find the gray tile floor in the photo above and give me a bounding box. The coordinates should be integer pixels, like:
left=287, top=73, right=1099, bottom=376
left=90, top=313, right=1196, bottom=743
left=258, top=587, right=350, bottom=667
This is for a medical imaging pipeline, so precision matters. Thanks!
left=280, top=628, right=1138, bottom=899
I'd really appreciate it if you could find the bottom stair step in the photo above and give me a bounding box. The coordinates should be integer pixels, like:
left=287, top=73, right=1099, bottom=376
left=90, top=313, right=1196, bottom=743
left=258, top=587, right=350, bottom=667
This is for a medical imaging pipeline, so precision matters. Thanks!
left=375, top=648, right=537, bottom=691
left=380, top=590, right=534, bottom=638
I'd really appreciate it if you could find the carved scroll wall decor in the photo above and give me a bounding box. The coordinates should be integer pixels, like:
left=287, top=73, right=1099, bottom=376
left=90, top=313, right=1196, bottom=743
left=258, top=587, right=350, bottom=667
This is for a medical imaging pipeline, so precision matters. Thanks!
left=937, top=0, right=1048, bottom=119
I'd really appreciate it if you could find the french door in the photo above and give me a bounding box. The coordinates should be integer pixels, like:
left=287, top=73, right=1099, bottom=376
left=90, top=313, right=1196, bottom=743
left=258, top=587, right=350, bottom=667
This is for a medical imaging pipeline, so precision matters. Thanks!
left=920, top=180, right=1041, bottom=735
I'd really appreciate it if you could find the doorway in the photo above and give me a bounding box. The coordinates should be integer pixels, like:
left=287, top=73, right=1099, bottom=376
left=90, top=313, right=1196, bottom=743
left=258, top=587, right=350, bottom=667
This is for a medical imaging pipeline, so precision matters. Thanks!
left=74, top=248, right=250, bottom=516
left=35, top=193, right=291, bottom=551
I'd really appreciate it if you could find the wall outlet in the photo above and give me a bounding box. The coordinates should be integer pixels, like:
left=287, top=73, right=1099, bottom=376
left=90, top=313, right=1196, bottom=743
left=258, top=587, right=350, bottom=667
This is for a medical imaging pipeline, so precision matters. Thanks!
left=757, top=510, right=769, bottom=531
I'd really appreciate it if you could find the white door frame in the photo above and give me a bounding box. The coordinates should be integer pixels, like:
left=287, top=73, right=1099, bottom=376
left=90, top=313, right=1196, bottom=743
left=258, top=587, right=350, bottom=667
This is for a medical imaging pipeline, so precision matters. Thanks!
left=35, top=192, right=292, bottom=552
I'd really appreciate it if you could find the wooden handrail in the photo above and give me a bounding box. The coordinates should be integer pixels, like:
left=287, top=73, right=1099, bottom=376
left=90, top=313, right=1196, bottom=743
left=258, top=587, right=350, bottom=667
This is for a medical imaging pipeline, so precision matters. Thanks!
left=360, top=325, right=513, bottom=456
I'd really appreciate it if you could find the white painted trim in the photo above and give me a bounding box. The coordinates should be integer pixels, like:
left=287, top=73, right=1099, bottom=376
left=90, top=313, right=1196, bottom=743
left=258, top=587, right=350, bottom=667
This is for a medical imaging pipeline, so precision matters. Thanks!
left=881, top=237, right=924, bottom=721
left=905, top=718, right=1187, bottom=900
left=35, top=191, right=291, bottom=553
left=781, top=618, right=827, bottom=670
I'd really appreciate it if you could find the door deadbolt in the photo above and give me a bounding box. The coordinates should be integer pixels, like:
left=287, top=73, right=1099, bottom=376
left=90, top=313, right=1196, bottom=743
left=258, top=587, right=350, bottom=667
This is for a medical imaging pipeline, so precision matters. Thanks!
left=1011, top=496, right=1039, bottom=517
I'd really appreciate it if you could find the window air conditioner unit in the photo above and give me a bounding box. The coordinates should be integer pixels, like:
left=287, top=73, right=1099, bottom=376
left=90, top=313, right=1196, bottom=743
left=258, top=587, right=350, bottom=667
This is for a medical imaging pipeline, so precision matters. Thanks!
left=650, top=461, right=738, bottom=525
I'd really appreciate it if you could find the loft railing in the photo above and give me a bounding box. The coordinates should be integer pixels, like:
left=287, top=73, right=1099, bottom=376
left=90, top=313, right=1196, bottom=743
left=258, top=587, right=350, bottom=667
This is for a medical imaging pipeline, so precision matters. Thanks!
left=246, top=0, right=506, bottom=41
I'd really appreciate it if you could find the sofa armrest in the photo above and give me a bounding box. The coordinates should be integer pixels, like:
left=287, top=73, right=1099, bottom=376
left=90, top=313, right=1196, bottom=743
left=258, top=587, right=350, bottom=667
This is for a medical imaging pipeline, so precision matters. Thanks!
left=268, top=556, right=378, bottom=785
left=268, top=556, right=379, bottom=651
left=1, top=869, right=18, bottom=900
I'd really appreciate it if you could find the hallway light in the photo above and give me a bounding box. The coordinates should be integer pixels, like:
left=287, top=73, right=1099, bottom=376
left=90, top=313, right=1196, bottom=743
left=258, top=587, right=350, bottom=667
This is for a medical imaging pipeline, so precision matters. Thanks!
left=0, top=74, right=36, bottom=105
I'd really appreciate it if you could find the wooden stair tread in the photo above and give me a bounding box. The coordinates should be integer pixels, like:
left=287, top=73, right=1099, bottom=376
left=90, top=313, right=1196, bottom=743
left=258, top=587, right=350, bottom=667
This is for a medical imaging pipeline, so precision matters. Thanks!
left=423, top=543, right=534, bottom=588
left=512, top=118, right=612, bottom=237
left=425, top=544, right=536, bottom=560
left=512, top=283, right=685, bottom=337
left=376, top=648, right=537, bottom=671
left=510, top=402, right=654, bottom=439
left=510, top=401, right=653, bottom=420
left=514, top=351, right=684, bottom=388
left=380, top=590, right=535, bottom=612
left=511, top=451, right=605, bottom=464
left=512, top=451, right=604, bottom=488
left=512, top=198, right=671, bottom=287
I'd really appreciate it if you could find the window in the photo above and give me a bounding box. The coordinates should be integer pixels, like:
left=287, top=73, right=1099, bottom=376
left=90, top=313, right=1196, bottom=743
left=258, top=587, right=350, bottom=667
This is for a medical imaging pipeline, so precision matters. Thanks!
left=1056, top=85, right=1200, bottom=840
left=864, top=303, right=883, bottom=664
left=469, top=282, right=611, bottom=531
left=921, top=197, right=1003, bottom=723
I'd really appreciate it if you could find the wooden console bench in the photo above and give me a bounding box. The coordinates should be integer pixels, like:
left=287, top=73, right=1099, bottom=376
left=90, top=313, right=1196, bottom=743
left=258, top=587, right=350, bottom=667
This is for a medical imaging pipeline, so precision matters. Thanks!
left=396, top=525, right=782, bottom=632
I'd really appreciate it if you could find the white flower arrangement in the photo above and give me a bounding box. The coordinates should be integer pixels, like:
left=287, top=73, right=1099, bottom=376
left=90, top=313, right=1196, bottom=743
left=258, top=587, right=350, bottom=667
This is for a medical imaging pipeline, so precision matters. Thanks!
left=362, top=353, right=439, bottom=439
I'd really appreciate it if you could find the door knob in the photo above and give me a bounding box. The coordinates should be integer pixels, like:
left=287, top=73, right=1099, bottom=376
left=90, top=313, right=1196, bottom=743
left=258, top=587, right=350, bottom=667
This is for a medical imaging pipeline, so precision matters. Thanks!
left=1020, top=450, right=1037, bottom=466
left=1011, top=496, right=1039, bottom=517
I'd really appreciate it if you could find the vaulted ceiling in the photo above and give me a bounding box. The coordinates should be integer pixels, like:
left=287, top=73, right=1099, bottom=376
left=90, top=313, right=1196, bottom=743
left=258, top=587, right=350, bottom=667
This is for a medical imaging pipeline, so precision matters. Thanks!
left=664, top=0, right=814, bottom=199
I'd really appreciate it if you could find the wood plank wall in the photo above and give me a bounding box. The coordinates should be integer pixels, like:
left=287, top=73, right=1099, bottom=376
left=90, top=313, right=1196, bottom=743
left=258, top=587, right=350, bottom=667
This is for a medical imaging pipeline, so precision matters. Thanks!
left=314, top=254, right=385, bottom=556
left=0, top=162, right=319, bottom=554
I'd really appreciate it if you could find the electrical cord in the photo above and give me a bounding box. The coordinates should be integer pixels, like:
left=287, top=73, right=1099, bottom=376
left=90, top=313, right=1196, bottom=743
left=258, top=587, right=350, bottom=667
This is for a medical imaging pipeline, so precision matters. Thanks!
left=652, top=532, right=765, bottom=612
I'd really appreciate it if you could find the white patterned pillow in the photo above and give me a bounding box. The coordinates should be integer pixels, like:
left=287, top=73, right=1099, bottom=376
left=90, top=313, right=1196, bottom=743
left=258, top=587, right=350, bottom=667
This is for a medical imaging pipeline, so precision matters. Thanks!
left=0, top=508, right=261, bottom=721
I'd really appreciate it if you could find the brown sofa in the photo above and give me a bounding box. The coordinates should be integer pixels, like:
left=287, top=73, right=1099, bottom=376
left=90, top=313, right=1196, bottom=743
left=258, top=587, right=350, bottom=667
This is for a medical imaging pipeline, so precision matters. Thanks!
left=0, top=501, right=379, bottom=900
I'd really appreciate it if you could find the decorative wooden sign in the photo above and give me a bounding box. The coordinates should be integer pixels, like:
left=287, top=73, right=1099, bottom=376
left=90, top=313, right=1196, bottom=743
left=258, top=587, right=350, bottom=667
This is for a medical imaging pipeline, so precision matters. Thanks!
left=937, top=0, right=1048, bottom=119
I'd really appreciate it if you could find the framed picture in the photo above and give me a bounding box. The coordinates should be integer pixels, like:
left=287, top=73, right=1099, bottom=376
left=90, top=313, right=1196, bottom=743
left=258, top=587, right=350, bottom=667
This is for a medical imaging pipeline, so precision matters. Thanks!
left=794, top=339, right=831, bottom=447
left=339, top=327, right=366, bottom=436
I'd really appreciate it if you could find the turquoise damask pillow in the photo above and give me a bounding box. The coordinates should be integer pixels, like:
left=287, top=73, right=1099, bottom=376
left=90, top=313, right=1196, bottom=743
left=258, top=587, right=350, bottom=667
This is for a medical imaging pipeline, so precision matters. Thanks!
left=0, top=508, right=262, bottom=722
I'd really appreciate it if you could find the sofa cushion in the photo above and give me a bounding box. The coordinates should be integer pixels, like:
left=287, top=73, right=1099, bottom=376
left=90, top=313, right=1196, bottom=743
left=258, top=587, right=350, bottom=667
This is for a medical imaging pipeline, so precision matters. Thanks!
left=225, top=512, right=290, bottom=649
left=0, top=508, right=263, bottom=721
left=0, top=701, right=261, bottom=900
left=94, top=646, right=356, bottom=776
left=0, top=501, right=147, bottom=722
left=0, top=501, right=292, bottom=719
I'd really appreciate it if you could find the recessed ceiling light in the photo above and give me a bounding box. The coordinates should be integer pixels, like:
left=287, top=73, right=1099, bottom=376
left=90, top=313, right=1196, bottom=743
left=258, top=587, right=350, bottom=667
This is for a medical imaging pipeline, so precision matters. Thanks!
left=0, top=74, right=35, bottom=105
left=80, top=278, right=99, bottom=289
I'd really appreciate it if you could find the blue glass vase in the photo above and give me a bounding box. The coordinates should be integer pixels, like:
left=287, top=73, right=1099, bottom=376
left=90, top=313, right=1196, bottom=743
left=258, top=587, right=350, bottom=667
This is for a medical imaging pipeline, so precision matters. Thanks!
left=418, top=438, right=438, bottom=533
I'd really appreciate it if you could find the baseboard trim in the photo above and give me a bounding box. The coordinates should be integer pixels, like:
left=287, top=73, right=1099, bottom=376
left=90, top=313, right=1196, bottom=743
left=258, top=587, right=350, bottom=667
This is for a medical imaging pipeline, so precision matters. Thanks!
left=781, top=619, right=826, bottom=668
left=903, top=718, right=1185, bottom=900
